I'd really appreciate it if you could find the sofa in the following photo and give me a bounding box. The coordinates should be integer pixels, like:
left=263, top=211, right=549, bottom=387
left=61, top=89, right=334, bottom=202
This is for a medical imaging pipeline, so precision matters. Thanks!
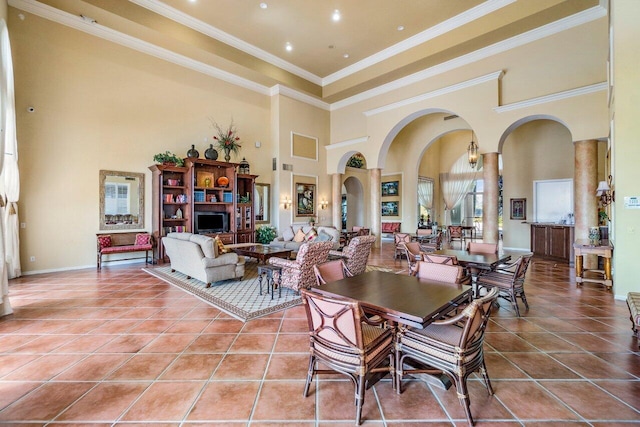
left=162, top=232, right=245, bottom=287
left=270, top=223, right=341, bottom=251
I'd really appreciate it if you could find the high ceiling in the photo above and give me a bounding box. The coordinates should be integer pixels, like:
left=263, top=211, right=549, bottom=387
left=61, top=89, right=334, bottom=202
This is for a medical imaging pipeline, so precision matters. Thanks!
left=14, top=0, right=600, bottom=102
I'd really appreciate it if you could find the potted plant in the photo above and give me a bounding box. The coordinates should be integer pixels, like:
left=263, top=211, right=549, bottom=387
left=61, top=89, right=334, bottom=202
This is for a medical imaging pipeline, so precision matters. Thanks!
left=153, top=151, right=184, bottom=167
left=256, top=225, right=277, bottom=244
left=211, top=118, right=242, bottom=161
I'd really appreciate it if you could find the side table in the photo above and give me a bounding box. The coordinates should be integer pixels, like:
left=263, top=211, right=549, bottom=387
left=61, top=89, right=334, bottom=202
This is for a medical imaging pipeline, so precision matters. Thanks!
left=257, top=264, right=282, bottom=299
left=573, top=239, right=613, bottom=289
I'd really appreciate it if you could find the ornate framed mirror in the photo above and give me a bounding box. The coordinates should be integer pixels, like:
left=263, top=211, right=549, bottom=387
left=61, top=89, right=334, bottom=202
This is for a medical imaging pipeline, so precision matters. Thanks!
left=254, top=183, right=270, bottom=224
left=99, top=170, right=145, bottom=230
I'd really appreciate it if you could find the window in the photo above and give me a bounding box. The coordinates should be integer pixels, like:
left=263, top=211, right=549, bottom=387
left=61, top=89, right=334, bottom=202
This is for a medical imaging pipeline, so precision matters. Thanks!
left=104, top=183, right=130, bottom=215
left=417, top=177, right=434, bottom=222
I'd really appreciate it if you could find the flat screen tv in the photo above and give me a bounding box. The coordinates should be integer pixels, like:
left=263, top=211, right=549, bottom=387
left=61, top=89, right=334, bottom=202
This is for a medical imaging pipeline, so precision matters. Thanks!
left=194, top=211, right=229, bottom=234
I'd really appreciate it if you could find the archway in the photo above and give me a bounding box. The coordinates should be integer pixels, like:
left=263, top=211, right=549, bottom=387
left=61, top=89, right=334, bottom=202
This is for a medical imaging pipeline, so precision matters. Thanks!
left=343, top=176, right=365, bottom=231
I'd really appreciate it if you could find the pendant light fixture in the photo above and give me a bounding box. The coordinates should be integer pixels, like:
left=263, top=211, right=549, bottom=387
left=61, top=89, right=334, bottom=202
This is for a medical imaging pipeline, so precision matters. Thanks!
left=468, top=130, right=478, bottom=169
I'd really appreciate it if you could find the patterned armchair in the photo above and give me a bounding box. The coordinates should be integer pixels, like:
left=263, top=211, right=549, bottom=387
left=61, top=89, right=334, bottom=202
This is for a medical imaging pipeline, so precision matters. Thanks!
left=329, top=235, right=376, bottom=276
left=268, top=241, right=333, bottom=293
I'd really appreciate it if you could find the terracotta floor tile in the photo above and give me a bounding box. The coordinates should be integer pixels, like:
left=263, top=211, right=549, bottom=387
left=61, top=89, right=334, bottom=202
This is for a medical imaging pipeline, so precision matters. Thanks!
left=265, top=353, right=309, bottom=380
left=95, top=334, right=157, bottom=353
left=213, top=353, right=269, bottom=380
left=139, top=333, right=198, bottom=353
left=485, top=332, right=539, bottom=352
left=159, top=353, right=223, bottom=380
left=273, top=332, right=308, bottom=353
left=0, top=382, right=94, bottom=422
left=187, top=381, right=260, bottom=421
left=3, top=354, right=85, bottom=381
left=121, top=381, right=204, bottom=421
left=0, top=381, right=42, bottom=411
left=0, top=354, right=40, bottom=377
left=514, top=332, right=583, bottom=352
left=377, top=379, right=449, bottom=421
left=491, top=381, right=580, bottom=421
left=56, top=382, right=150, bottom=421
left=185, top=333, right=236, bottom=353
left=202, top=318, right=244, bottom=333
left=55, top=354, right=131, bottom=381
left=502, top=353, right=581, bottom=379
left=240, top=318, right=282, bottom=333
left=164, top=319, right=211, bottom=333
left=541, top=381, right=640, bottom=420
left=107, top=353, right=177, bottom=380
left=551, top=352, right=635, bottom=379
left=52, top=334, right=115, bottom=353
left=253, top=381, right=316, bottom=421
left=229, top=333, right=276, bottom=352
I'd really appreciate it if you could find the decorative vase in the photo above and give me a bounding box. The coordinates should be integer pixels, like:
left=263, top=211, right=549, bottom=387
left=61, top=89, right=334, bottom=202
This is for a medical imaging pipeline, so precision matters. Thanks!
left=187, top=144, right=199, bottom=159
left=224, top=147, right=231, bottom=162
left=204, top=144, right=218, bottom=160
left=588, top=226, right=600, bottom=246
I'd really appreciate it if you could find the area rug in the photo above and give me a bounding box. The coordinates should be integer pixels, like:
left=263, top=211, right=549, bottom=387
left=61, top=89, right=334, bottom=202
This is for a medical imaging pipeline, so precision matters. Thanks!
left=143, top=262, right=397, bottom=322
left=143, top=260, right=302, bottom=322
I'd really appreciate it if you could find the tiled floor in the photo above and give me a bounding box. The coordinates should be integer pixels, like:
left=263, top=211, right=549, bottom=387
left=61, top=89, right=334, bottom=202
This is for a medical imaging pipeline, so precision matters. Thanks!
left=0, top=240, right=638, bottom=426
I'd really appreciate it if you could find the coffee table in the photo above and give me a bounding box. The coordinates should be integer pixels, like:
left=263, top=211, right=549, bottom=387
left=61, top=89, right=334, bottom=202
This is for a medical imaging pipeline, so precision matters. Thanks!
left=232, top=245, right=292, bottom=264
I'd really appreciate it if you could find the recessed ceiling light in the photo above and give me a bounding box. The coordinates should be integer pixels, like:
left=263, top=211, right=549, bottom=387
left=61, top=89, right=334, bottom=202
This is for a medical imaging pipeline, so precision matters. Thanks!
left=343, top=54, right=350, bottom=58
left=285, top=42, right=292, bottom=52
left=259, top=2, right=267, bottom=9
left=397, top=25, right=405, bottom=31
left=332, top=9, right=341, bottom=22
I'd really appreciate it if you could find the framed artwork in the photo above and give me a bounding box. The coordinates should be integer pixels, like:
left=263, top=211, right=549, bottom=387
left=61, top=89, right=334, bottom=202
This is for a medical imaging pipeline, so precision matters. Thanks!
left=296, top=183, right=315, bottom=216
left=381, top=181, right=399, bottom=196
left=382, top=201, right=399, bottom=216
left=510, top=198, right=526, bottom=220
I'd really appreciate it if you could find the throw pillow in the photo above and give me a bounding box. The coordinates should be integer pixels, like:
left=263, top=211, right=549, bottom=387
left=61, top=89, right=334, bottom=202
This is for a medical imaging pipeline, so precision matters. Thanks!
left=316, top=230, right=332, bottom=242
left=214, top=236, right=228, bottom=254
left=305, top=228, right=317, bottom=242
left=97, top=235, right=112, bottom=250
left=135, top=233, right=151, bottom=246
left=293, top=228, right=306, bottom=243
left=282, top=227, right=295, bottom=242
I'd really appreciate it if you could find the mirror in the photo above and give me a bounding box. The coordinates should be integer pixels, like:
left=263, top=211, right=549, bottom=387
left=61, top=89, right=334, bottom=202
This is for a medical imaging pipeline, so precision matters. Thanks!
left=99, top=170, right=145, bottom=230
left=254, top=183, right=270, bottom=224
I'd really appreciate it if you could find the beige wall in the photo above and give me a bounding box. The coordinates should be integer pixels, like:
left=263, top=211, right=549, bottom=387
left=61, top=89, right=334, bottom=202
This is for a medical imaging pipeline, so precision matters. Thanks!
left=611, top=0, right=640, bottom=298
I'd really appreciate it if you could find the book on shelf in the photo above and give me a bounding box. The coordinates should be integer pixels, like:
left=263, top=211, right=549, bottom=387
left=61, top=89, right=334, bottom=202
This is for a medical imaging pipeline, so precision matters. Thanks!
left=194, top=191, right=205, bottom=202
left=162, top=225, right=187, bottom=236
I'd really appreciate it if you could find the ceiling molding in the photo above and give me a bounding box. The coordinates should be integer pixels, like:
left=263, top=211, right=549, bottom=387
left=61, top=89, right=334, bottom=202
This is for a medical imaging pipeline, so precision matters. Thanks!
left=269, top=85, right=330, bottom=111
left=494, top=82, right=608, bottom=113
left=331, top=5, right=606, bottom=111
left=322, top=0, right=516, bottom=85
left=326, top=136, right=370, bottom=150
left=130, top=0, right=323, bottom=86
left=363, top=71, right=504, bottom=117
left=9, top=0, right=271, bottom=95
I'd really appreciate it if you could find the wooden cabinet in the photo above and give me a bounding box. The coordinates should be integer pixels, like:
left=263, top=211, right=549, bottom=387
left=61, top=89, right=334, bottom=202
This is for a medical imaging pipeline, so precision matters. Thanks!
left=151, top=159, right=258, bottom=254
left=530, top=224, right=574, bottom=264
left=149, top=164, right=191, bottom=262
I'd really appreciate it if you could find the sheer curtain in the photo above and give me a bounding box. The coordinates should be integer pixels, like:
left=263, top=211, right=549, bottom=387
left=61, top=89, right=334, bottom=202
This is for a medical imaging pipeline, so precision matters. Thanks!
left=417, top=177, right=433, bottom=213
left=0, top=19, right=18, bottom=316
left=439, top=153, right=481, bottom=226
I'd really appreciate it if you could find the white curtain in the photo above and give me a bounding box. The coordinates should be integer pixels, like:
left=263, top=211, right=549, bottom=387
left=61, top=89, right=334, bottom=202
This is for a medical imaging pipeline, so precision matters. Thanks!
left=0, top=19, right=18, bottom=316
left=439, top=153, right=481, bottom=226
left=417, top=177, right=433, bottom=211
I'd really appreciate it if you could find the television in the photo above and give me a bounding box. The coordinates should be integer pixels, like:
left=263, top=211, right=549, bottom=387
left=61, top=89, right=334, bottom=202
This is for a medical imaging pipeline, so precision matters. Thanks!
left=194, top=211, right=229, bottom=234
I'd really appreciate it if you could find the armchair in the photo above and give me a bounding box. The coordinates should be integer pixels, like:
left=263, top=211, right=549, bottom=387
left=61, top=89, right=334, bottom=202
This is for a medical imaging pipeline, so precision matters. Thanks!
left=393, top=232, right=412, bottom=259
left=420, top=231, right=443, bottom=253
left=329, top=235, right=376, bottom=276
left=476, top=254, right=533, bottom=317
left=268, top=241, right=333, bottom=293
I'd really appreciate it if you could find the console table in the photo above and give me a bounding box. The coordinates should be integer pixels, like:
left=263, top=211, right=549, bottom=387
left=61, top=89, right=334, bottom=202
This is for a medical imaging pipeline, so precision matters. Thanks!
left=573, top=239, right=613, bottom=289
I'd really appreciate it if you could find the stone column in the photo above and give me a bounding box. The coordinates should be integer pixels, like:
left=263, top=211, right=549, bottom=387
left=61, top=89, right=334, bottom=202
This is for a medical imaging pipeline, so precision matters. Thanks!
left=482, top=152, right=499, bottom=244
left=370, top=168, right=382, bottom=248
left=331, top=173, right=342, bottom=230
left=574, top=139, right=599, bottom=268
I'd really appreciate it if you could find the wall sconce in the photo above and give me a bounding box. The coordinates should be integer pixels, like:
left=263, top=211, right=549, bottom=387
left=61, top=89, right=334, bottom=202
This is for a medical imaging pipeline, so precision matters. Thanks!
left=320, top=199, right=328, bottom=209
left=467, top=130, right=478, bottom=169
left=281, top=196, right=291, bottom=210
left=596, top=175, right=614, bottom=206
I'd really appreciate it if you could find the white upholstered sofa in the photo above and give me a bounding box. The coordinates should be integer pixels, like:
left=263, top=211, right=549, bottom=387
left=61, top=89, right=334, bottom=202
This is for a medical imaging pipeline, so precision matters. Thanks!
left=162, top=232, right=245, bottom=287
left=270, top=223, right=341, bottom=251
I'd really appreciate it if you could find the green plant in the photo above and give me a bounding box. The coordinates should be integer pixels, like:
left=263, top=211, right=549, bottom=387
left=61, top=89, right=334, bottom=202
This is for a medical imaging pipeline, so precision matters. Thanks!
left=153, top=151, right=184, bottom=166
left=346, top=153, right=365, bottom=168
left=599, top=210, right=609, bottom=225
left=211, top=118, right=242, bottom=155
left=256, top=225, right=277, bottom=244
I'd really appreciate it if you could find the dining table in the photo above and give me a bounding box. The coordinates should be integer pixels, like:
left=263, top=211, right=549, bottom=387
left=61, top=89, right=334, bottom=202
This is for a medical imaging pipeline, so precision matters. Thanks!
left=309, top=270, right=473, bottom=329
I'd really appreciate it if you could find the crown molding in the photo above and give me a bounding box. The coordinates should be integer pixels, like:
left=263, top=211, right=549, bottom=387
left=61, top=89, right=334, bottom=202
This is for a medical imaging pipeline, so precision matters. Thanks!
left=130, top=0, right=323, bottom=86
left=9, top=0, right=271, bottom=95
left=323, top=0, right=515, bottom=85
left=364, top=71, right=504, bottom=117
left=269, top=85, right=330, bottom=111
left=331, top=5, right=606, bottom=111
left=494, top=82, right=608, bottom=113
left=326, top=136, right=370, bottom=150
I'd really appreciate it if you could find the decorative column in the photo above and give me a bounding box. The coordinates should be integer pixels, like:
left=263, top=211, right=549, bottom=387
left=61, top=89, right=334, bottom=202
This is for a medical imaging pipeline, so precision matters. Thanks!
left=370, top=168, right=382, bottom=248
left=331, top=173, right=342, bottom=230
left=574, top=139, right=599, bottom=268
left=482, top=152, right=499, bottom=244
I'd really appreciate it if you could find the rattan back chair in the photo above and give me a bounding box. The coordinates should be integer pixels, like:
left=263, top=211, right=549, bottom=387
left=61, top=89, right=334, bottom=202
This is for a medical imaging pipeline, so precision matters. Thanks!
left=393, top=232, right=412, bottom=259
left=422, top=253, right=458, bottom=265
left=395, top=287, right=499, bottom=426
left=467, top=242, right=498, bottom=254
left=301, top=289, right=395, bottom=425
left=313, top=259, right=353, bottom=286
left=476, top=253, right=533, bottom=317
left=411, top=260, right=471, bottom=285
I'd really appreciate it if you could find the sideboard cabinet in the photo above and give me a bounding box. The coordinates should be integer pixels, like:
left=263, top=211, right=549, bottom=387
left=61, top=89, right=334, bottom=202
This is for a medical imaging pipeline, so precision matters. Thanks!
left=530, top=223, right=574, bottom=264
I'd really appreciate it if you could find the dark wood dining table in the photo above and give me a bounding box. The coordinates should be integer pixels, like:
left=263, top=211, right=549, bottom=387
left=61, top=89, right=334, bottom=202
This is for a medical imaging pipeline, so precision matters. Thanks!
left=432, top=249, right=513, bottom=272
left=309, top=270, right=473, bottom=329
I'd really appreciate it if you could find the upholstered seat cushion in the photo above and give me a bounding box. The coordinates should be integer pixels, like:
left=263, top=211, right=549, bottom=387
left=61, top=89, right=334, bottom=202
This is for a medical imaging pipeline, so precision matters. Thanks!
left=627, top=292, right=640, bottom=326
left=101, top=244, right=152, bottom=254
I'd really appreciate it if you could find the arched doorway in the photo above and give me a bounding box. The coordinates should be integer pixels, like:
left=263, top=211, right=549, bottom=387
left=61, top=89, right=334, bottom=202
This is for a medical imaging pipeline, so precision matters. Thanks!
left=343, top=176, right=365, bottom=230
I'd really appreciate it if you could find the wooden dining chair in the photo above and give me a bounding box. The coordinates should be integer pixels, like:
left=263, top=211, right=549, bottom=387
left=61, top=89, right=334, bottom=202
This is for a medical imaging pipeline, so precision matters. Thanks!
left=448, top=225, right=464, bottom=249
left=313, top=259, right=353, bottom=286
left=395, top=287, right=499, bottom=426
left=394, top=232, right=412, bottom=259
left=476, top=254, right=533, bottom=317
left=300, top=289, right=395, bottom=425
left=467, top=242, right=498, bottom=254
left=421, top=253, right=458, bottom=265
left=411, top=261, right=471, bottom=285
